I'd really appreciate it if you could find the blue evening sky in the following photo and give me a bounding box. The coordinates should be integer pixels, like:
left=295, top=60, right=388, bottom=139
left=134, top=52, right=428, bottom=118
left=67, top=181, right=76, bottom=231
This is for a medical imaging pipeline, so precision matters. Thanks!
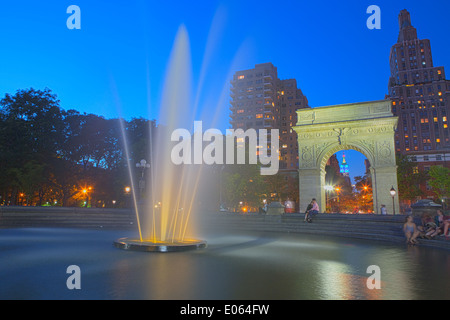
left=1, top=0, right=449, bottom=180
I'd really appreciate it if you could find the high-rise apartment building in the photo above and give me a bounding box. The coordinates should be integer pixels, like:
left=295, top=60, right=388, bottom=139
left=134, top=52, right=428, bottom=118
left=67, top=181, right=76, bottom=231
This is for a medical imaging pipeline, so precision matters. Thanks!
left=387, top=9, right=450, bottom=197
left=230, top=63, right=309, bottom=171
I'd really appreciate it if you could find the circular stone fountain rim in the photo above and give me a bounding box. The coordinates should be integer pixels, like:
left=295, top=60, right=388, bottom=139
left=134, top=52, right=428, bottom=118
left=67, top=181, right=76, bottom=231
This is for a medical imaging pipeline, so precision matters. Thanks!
left=113, top=238, right=207, bottom=252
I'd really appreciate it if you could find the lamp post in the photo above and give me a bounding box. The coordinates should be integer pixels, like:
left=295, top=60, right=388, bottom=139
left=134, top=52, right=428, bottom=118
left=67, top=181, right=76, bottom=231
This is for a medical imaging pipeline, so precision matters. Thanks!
left=335, top=186, right=341, bottom=213
left=390, top=186, right=396, bottom=215
left=324, top=185, right=333, bottom=213
left=136, top=159, right=150, bottom=199
left=124, top=186, right=131, bottom=208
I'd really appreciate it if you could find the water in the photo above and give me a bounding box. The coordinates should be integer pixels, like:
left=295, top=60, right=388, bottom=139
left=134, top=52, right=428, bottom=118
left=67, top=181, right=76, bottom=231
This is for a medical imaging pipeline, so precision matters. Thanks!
left=117, top=25, right=201, bottom=243
left=0, top=227, right=448, bottom=300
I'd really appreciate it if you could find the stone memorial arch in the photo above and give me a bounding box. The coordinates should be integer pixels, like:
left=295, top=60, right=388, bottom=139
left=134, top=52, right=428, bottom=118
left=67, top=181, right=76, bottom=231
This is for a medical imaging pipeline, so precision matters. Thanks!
left=293, top=100, right=400, bottom=215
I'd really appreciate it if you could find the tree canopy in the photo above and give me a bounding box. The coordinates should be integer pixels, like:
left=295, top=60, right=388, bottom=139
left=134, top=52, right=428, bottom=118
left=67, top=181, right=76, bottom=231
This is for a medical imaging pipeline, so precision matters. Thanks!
left=0, top=88, right=156, bottom=207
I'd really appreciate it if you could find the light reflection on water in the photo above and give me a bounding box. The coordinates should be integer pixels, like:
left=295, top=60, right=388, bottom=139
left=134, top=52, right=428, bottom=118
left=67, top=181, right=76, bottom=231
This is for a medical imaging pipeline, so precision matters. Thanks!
left=0, top=228, right=448, bottom=300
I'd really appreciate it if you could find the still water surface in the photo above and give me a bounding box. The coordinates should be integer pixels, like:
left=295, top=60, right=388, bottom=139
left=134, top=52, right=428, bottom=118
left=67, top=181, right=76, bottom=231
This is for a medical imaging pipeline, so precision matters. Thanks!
left=0, top=228, right=448, bottom=300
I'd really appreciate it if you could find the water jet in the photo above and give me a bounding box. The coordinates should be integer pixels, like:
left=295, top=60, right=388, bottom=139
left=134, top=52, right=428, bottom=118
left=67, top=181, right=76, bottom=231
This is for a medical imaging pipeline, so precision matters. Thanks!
left=114, top=25, right=207, bottom=252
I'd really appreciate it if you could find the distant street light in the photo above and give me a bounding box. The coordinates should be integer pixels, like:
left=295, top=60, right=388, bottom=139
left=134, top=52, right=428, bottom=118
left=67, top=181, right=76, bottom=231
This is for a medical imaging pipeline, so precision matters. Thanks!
left=390, top=186, right=396, bottom=215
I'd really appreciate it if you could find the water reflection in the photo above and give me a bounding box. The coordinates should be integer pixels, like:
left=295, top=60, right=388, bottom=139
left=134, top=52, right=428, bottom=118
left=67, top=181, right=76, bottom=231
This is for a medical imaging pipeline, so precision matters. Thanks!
left=0, top=228, right=448, bottom=300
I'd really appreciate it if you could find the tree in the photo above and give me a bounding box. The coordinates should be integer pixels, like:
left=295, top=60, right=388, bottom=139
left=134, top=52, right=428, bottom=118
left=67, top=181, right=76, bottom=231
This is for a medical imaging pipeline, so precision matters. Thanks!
left=0, top=88, right=65, bottom=160
left=354, top=175, right=373, bottom=212
left=0, top=88, right=65, bottom=205
left=222, top=163, right=268, bottom=211
left=10, top=161, right=46, bottom=206
left=396, top=153, right=425, bottom=203
left=428, top=166, right=450, bottom=204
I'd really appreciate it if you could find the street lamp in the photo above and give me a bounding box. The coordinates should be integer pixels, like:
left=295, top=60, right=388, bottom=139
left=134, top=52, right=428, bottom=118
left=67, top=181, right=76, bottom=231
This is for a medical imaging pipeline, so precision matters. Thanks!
left=124, top=186, right=131, bottom=208
left=136, top=159, right=151, bottom=198
left=390, top=186, right=396, bottom=215
left=324, top=185, right=333, bottom=212
left=82, top=187, right=93, bottom=207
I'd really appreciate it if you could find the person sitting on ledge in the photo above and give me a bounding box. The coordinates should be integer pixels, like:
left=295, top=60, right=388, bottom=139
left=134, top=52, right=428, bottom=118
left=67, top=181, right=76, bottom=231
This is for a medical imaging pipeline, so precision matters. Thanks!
left=304, top=198, right=319, bottom=223
left=403, top=215, right=420, bottom=245
left=433, top=209, right=450, bottom=238
left=417, top=214, right=438, bottom=239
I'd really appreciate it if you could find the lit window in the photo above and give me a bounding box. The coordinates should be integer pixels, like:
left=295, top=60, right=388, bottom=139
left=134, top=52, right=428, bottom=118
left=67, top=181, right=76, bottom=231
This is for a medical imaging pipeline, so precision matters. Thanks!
left=444, top=124, right=448, bottom=129
left=443, top=116, right=447, bottom=122
left=434, top=117, right=438, bottom=122
left=237, top=109, right=244, bottom=114
left=256, top=114, right=263, bottom=119
left=436, top=138, right=441, bottom=143
left=282, top=144, right=288, bottom=148
left=438, top=92, right=442, bottom=96
left=238, top=75, right=245, bottom=80
left=437, top=70, right=441, bottom=75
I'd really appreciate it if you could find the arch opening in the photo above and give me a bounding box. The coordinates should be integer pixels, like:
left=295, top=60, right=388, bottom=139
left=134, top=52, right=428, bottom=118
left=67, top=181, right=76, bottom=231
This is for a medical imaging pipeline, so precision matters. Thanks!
left=322, top=149, right=373, bottom=214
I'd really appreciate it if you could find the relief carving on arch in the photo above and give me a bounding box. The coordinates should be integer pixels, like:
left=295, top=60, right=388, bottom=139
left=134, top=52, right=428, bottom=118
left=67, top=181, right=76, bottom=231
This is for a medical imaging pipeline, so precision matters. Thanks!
left=299, top=145, right=314, bottom=168
left=355, top=139, right=375, bottom=156
left=376, top=140, right=394, bottom=165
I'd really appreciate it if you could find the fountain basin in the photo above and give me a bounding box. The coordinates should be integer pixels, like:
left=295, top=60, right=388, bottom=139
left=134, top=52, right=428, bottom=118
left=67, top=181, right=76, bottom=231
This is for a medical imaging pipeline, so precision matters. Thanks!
left=113, top=238, right=207, bottom=252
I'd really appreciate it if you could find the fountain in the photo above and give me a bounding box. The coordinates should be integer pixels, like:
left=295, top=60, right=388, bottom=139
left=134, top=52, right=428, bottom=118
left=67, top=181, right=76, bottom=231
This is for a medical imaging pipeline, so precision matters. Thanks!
left=114, top=25, right=207, bottom=252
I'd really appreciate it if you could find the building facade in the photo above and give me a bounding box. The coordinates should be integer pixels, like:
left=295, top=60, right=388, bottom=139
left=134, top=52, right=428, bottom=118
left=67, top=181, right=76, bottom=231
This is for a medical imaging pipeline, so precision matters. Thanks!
left=230, top=63, right=309, bottom=171
left=387, top=9, right=450, bottom=198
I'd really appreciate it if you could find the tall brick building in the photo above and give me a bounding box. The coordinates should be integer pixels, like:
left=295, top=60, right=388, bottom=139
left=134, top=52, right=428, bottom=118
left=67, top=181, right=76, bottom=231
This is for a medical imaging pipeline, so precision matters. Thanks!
left=229, top=63, right=309, bottom=172
left=387, top=9, right=450, bottom=198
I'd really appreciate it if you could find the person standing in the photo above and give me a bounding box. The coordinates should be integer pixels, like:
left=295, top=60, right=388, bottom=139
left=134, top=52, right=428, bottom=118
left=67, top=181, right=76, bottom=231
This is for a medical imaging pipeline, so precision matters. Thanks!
left=380, top=205, right=387, bottom=215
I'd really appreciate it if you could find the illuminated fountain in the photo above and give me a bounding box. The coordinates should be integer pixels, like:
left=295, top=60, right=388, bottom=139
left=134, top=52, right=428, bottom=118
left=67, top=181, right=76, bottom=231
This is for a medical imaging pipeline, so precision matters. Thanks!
left=114, top=26, right=207, bottom=252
